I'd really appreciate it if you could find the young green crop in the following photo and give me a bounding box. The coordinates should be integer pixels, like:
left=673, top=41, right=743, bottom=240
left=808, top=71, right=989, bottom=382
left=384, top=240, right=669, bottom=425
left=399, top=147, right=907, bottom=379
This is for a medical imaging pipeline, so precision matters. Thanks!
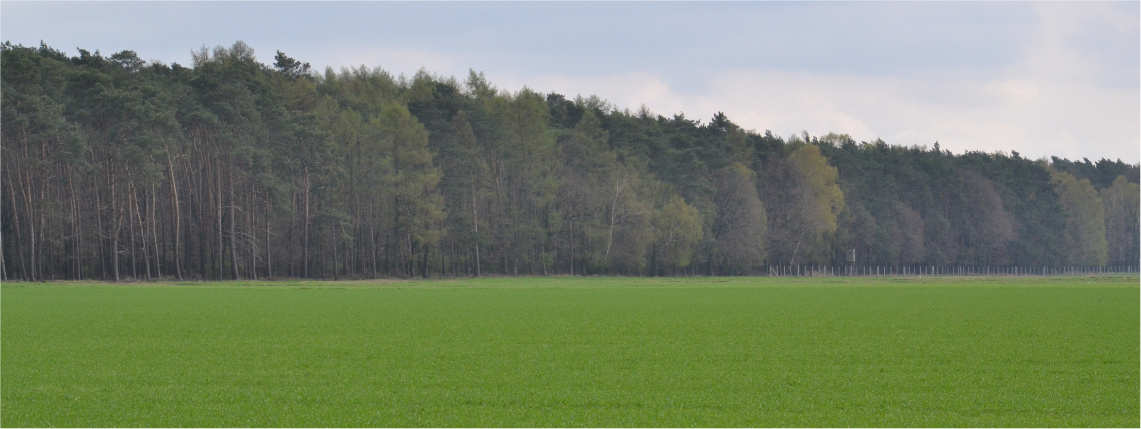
left=2, top=276, right=1137, bottom=427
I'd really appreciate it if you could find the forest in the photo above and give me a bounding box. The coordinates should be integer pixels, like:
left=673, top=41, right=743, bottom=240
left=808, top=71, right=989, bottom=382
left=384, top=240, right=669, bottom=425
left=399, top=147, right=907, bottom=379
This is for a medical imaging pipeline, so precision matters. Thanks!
left=2, top=41, right=1138, bottom=281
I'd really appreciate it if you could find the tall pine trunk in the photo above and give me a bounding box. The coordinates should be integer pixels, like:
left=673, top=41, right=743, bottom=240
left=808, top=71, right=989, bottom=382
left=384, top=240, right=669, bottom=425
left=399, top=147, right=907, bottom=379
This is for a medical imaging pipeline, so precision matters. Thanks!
left=303, top=167, right=311, bottom=278
left=166, top=150, right=183, bottom=280
left=228, top=165, right=238, bottom=280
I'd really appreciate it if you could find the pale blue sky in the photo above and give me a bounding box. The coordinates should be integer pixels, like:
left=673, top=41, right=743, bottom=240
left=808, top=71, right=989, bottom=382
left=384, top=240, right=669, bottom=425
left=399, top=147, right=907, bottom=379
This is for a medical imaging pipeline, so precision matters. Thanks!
left=3, top=1, right=1138, bottom=162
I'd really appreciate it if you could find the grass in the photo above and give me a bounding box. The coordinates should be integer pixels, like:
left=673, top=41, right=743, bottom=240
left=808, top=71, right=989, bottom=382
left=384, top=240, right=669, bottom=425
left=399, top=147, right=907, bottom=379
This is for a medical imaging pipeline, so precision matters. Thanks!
left=2, top=276, right=1137, bottom=427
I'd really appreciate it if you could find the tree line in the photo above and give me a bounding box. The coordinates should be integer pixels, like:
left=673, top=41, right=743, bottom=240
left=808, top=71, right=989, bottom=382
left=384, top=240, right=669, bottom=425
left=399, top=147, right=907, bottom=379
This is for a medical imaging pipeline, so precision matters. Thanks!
left=2, top=41, right=1138, bottom=281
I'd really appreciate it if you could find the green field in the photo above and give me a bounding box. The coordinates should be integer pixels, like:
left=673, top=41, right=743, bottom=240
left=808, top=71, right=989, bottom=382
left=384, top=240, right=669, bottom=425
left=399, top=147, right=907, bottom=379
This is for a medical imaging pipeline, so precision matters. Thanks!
left=2, top=276, right=1137, bottom=427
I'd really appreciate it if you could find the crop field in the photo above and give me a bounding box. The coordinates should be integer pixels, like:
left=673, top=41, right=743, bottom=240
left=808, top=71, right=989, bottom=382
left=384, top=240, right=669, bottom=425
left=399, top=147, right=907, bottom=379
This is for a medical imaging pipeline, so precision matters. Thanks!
left=2, top=276, right=1137, bottom=427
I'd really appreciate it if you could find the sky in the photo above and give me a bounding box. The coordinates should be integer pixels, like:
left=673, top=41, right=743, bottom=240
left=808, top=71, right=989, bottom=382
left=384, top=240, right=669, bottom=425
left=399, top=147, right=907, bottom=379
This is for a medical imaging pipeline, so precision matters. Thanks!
left=3, top=1, right=1138, bottom=163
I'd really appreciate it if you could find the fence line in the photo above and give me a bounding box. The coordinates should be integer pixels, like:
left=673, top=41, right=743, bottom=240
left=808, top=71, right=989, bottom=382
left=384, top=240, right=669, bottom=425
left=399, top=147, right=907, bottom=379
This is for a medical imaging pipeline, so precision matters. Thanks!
left=763, top=265, right=1138, bottom=277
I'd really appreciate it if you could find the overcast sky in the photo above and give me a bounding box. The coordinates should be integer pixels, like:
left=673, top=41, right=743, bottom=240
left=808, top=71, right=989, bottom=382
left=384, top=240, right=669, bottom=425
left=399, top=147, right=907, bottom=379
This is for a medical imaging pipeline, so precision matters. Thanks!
left=3, top=1, right=1138, bottom=162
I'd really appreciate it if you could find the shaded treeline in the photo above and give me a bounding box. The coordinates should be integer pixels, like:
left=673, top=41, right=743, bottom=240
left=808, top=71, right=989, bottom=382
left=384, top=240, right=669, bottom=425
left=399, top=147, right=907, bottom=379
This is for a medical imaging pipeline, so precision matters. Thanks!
left=2, top=42, right=1138, bottom=281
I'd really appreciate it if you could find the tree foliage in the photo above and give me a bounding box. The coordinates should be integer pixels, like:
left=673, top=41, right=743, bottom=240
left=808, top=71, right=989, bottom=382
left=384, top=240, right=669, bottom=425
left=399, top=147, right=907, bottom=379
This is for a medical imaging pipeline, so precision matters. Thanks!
left=1, top=41, right=1136, bottom=281
left=1100, top=176, right=1140, bottom=266
left=1050, top=169, right=1108, bottom=266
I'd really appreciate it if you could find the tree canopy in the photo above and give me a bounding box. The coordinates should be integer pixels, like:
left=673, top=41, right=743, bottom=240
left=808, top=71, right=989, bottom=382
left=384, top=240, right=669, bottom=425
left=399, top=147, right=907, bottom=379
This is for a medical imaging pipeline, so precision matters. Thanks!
left=2, top=41, right=1137, bottom=281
